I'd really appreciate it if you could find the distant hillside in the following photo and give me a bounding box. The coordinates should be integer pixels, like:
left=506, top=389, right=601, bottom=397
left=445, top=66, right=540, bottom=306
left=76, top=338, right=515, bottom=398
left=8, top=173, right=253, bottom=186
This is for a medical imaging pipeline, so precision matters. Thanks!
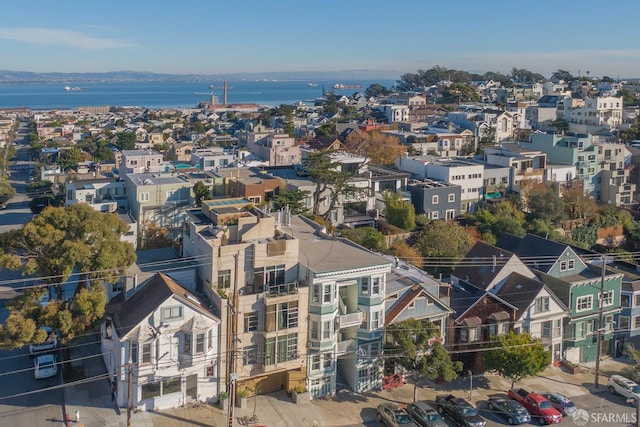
left=0, top=69, right=400, bottom=84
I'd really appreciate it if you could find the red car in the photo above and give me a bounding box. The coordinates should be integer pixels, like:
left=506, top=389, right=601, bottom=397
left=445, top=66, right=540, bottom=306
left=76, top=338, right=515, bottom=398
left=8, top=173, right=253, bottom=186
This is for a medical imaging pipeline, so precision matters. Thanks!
left=507, top=388, right=562, bottom=424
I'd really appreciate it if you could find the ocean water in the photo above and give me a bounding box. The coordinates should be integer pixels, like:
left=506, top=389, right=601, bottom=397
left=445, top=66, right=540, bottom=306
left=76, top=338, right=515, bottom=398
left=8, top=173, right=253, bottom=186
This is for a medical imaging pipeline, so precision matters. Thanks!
left=0, top=79, right=396, bottom=110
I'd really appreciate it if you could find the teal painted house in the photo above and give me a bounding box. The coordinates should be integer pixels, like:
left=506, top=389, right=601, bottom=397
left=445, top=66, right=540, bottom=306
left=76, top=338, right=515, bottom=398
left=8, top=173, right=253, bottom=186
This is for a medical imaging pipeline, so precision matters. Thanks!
left=497, top=234, right=623, bottom=363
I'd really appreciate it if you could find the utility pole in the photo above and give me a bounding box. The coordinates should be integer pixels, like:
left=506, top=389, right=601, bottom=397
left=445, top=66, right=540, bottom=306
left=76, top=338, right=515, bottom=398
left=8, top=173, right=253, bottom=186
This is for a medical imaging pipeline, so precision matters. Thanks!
left=594, top=253, right=606, bottom=389
left=227, top=253, right=240, bottom=427
left=127, top=340, right=133, bottom=427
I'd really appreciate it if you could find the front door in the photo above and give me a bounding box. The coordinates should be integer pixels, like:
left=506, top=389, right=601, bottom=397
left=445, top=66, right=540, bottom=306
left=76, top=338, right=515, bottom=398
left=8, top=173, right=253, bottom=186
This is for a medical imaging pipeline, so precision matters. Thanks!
left=186, top=374, right=197, bottom=401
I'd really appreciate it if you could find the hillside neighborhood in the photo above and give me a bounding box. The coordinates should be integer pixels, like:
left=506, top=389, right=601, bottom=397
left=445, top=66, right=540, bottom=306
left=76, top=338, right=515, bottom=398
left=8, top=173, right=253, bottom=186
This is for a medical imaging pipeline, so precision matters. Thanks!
left=3, top=68, right=640, bottom=426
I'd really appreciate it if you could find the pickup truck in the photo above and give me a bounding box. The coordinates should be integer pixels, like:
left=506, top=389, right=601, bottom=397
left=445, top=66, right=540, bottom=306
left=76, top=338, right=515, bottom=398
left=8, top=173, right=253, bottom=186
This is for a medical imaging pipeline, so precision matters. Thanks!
left=435, top=394, right=486, bottom=427
left=507, top=388, right=562, bottom=425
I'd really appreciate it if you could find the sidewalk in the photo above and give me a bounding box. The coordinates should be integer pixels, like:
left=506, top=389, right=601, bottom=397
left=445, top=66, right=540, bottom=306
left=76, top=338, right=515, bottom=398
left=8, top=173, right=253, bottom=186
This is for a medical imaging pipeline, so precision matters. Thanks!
left=64, top=340, right=633, bottom=427
left=63, top=333, right=153, bottom=427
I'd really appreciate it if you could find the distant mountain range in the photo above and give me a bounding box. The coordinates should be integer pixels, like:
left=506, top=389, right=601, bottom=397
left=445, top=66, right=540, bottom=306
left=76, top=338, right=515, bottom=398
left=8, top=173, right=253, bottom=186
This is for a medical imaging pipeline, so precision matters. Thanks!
left=0, top=69, right=401, bottom=84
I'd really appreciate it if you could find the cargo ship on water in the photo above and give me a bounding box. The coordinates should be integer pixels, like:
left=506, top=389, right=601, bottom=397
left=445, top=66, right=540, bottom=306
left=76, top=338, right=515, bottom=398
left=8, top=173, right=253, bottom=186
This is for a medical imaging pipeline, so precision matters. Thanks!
left=332, top=83, right=363, bottom=89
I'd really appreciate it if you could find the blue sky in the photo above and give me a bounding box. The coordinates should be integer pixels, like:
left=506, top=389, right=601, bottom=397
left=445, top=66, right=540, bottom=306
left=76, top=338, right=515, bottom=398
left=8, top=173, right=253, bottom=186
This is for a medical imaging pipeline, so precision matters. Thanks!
left=1, top=0, right=639, bottom=78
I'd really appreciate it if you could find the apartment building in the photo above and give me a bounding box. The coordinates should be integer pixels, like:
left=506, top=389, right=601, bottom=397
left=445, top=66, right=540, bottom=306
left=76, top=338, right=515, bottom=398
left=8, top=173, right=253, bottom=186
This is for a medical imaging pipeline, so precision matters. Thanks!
left=290, top=215, right=393, bottom=398
left=65, top=177, right=128, bottom=213
left=564, top=96, right=623, bottom=134
left=119, top=149, right=166, bottom=175
left=182, top=199, right=307, bottom=397
left=483, top=143, right=546, bottom=193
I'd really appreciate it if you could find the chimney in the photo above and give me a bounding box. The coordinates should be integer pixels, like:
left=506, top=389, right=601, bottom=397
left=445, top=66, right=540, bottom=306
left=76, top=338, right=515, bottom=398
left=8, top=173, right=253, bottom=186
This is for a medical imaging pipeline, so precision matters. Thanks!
left=224, top=80, right=228, bottom=105
left=492, top=255, right=496, bottom=273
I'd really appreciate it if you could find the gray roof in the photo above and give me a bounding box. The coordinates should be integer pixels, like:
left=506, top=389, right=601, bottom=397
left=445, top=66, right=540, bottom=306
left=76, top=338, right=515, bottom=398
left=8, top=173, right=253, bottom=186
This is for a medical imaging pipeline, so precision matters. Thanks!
left=452, top=241, right=516, bottom=290
left=106, top=273, right=217, bottom=338
left=289, top=215, right=392, bottom=275
left=495, top=273, right=545, bottom=321
left=496, top=233, right=567, bottom=272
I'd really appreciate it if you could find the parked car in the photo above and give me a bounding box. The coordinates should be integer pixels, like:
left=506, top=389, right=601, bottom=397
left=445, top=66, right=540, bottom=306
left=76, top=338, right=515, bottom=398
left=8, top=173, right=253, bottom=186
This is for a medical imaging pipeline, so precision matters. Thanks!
left=406, top=401, right=447, bottom=427
left=28, top=326, right=58, bottom=355
left=607, top=375, right=640, bottom=405
left=535, top=392, right=577, bottom=417
left=377, top=403, right=419, bottom=427
left=487, top=397, right=531, bottom=425
left=435, top=394, right=486, bottom=427
left=506, top=388, right=562, bottom=424
left=34, top=354, right=57, bottom=379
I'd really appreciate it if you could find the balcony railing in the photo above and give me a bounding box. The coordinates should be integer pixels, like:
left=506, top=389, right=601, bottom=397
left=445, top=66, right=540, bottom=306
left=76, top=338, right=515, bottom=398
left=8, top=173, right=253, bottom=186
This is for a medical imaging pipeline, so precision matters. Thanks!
left=338, top=312, right=363, bottom=329
left=337, top=339, right=356, bottom=354
left=265, top=282, right=298, bottom=298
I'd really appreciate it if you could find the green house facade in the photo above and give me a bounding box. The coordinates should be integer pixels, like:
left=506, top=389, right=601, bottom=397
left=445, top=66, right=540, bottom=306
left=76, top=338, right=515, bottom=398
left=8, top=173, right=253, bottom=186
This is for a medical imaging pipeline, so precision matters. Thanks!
left=496, top=233, right=623, bottom=364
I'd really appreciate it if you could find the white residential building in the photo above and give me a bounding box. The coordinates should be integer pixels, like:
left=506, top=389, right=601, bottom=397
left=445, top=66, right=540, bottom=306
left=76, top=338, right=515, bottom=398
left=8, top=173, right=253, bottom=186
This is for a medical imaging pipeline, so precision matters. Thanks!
left=101, top=273, right=221, bottom=411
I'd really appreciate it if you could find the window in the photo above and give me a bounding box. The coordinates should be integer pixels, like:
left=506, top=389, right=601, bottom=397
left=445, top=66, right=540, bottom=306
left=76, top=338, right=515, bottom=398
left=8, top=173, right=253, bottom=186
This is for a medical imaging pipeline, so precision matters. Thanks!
left=371, top=311, right=380, bottom=329
left=244, top=312, right=259, bottom=332
left=312, top=284, right=320, bottom=303
left=266, top=301, right=298, bottom=331
left=448, top=193, right=455, bottom=203
left=323, top=353, right=332, bottom=369
left=196, top=333, right=205, bottom=354
left=586, top=319, right=594, bottom=336
left=567, top=260, right=575, bottom=270
left=322, top=320, right=332, bottom=339
left=311, top=355, right=320, bottom=370
left=264, top=333, right=298, bottom=365
left=635, top=294, right=640, bottom=307
left=619, top=316, right=630, bottom=331
left=535, top=296, right=550, bottom=313
left=574, top=322, right=585, bottom=340
left=141, top=381, right=161, bottom=399
left=460, top=328, right=468, bottom=342
left=162, top=306, right=183, bottom=321
left=432, top=195, right=439, bottom=204
left=208, top=329, right=213, bottom=350
left=576, top=295, right=593, bottom=312
left=622, top=294, right=631, bottom=308
left=310, top=320, right=319, bottom=340
left=242, top=346, right=257, bottom=366
left=560, top=261, right=567, bottom=271
left=139, top=192, right=149, bottom=202
left=142, top=343, right=152, bottom=364
left=206, top=365, right=215, bottom=377
left=217, top=270, right=231, bottom=289
left=431, top=211, right=439, bottom=220
left=361, top=277, right=369, bottom=295
left=372, top=277, right=381, bottom=295
left=323, top=284, right=332, bottom=303
left=635, top=316, right=640, bottom=329
left=184, top=333, right=192, bottom=355
left=468, top=327, right=480, bottom=342
left=553, top=319, right=562, bottom=337
left=600, top=290, right=613, bottom=307
left=542, top=321, right=552, bottom=338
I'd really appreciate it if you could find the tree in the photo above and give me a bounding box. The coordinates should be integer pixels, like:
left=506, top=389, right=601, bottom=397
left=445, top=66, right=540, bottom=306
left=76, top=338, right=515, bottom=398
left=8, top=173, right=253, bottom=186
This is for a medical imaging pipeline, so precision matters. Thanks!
left=343, top=130, right=407, bottom=166
left=0, top=179, right=16, bottom=206
left=562, top=186, right=597, bottom=219
left=193, top=181, right=210, bottom=207
left=0, top=204, right=137, bottom=302
left=484, top=331, right=550, bottom=389
left=365, top=83, right=389, bottom=98
left=413, top=221, right=476, bottom=273
left=388, top=241, right=423, bottom=268
left=304, top=151, right=365, bottom=221
left=58, top=147, right=82, bottom=171
left=338, top=227, right=386, bottom=252
left=388, top=318, right=463, bottom=401
left=479, top=127, right=496, bottom=147
left=384, top=192, right=416, bottom=230
left=524, top=183, right=565, bottom=225
left=550, top=69, right=575, bottom=82
left=115, top=131, right=136, bottom=150
left=271, top=189, right=310, bottom=215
